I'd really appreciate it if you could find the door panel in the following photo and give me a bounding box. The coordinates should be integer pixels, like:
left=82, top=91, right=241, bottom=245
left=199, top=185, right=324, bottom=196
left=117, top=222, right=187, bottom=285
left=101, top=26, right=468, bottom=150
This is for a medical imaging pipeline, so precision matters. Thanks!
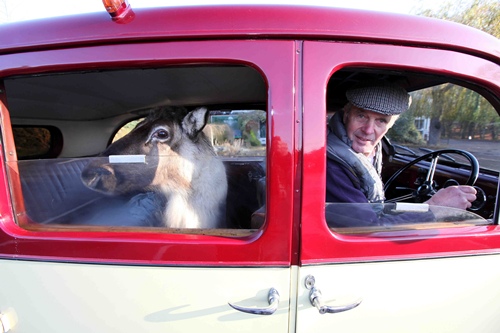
left=0, top=39, right=296, bottom=266
left=0, top=40, right=297, bottom=332
left=300, top=40, right=500, bottom=331
left=0, top=260, right=291, bottom=333
left=298, top=255, right=500, bottom=333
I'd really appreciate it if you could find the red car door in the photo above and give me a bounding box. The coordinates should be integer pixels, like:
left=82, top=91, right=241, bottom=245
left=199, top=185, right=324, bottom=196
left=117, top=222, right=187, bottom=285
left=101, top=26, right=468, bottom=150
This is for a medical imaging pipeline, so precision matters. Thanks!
left=299, top=40, right=500, bottom=332
left=0, top=40, right=297, bottom=333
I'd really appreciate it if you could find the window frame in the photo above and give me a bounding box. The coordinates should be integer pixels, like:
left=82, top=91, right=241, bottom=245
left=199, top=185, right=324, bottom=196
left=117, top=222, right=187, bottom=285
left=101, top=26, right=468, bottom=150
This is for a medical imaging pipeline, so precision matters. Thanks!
left=301, top=41, right=500, bottom=264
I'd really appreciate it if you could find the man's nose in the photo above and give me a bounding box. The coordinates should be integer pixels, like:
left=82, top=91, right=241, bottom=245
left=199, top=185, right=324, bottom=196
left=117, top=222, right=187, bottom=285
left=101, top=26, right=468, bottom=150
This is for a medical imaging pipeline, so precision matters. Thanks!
left=361, top=120, right=375, bottom=134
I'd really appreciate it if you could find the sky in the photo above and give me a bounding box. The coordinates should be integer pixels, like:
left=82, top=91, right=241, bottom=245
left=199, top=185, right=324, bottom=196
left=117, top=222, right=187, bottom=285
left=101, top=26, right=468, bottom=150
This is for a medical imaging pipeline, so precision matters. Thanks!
left=0, top=0, right=451, bottom=23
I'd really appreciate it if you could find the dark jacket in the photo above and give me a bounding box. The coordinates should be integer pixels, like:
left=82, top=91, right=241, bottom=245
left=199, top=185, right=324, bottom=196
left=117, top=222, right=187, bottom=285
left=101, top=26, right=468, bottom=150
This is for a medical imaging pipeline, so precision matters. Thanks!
left=325, top=113, right=434, bottom=227
left=325, top=160, right=435, bottom=227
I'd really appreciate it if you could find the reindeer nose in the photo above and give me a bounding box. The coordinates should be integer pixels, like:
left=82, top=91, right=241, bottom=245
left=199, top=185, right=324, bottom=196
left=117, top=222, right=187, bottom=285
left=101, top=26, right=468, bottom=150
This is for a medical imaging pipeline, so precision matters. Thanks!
left=81, top=165, right=115, bottom=191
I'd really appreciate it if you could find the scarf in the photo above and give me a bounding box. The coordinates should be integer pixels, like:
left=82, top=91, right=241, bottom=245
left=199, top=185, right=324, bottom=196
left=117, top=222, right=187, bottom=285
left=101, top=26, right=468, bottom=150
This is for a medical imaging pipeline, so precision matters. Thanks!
left=327, top=111, right=385, bottom=203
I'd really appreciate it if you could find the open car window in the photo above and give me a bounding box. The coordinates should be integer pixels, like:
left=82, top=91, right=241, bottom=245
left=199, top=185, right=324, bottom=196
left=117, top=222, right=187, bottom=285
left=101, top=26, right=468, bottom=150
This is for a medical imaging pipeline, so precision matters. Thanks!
left=389, top=83, right=499, bottom=173
left=325, top=68, right=500, bottom=231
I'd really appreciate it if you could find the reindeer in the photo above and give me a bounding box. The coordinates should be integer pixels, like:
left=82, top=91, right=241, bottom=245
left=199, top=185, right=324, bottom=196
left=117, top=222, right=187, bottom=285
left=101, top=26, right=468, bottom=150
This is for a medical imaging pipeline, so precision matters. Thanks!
left=81, top=106, right=228, bottom=228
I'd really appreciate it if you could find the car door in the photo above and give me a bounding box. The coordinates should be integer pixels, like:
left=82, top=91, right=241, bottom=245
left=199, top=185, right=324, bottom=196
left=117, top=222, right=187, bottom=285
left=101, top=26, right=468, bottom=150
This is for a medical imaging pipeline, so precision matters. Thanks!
left=0, top=40, right=297, bottom=333
left=299, top=41, right=500, bottom=332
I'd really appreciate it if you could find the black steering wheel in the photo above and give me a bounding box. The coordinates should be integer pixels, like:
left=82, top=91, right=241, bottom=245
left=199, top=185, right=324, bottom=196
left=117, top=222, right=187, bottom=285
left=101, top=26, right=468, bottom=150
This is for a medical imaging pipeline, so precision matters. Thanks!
left=384, top=149, right=479, bottom=203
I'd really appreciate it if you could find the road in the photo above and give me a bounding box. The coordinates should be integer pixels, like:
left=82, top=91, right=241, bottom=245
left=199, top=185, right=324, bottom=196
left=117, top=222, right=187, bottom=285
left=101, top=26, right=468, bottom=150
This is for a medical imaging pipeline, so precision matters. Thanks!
left=440, top=139, right=499, bottom=171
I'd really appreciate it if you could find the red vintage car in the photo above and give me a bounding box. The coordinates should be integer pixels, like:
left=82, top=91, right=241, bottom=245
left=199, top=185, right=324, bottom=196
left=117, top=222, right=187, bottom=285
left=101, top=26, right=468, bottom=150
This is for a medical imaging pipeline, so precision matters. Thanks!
left=0, top=2, right=499, bottom=332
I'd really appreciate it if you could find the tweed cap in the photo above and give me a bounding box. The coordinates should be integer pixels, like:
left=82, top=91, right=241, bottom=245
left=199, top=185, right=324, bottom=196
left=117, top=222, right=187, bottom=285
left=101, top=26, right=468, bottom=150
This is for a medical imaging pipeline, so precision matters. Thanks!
left=346, top=82, right=411, bottom=115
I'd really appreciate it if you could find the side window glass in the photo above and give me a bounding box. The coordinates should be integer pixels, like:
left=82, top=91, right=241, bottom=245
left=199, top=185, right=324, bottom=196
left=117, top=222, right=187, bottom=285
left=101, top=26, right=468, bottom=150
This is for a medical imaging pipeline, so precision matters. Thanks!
left=4, top=65, right=267, bottom=234
left=325, top=69, right=499, bottom=232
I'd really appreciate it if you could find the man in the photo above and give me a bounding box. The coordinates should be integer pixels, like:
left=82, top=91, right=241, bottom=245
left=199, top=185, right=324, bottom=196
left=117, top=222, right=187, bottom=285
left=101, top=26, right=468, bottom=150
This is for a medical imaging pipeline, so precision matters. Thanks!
left=326, top=82, right=477, bottom=226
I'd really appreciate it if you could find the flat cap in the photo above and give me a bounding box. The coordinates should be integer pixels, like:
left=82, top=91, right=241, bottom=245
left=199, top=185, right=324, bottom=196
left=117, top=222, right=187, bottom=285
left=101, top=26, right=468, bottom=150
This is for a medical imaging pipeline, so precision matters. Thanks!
left=346, top=82, right=411, bottom=115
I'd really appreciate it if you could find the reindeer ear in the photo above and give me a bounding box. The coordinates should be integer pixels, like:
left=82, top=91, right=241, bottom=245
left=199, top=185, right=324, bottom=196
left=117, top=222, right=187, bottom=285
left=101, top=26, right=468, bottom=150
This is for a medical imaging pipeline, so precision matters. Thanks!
left=182, top=107, right=209, bottom=139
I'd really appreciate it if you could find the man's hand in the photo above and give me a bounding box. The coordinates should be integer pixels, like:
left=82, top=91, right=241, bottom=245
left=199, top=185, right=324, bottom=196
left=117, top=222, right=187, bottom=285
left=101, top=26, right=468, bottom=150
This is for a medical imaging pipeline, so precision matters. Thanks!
left=425, top=185, right=477, bottom=209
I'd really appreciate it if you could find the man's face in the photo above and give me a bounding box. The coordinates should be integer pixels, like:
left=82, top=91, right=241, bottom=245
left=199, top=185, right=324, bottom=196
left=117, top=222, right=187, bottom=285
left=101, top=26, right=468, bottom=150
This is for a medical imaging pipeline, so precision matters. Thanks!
left=343, top=106, right=397, bottom=157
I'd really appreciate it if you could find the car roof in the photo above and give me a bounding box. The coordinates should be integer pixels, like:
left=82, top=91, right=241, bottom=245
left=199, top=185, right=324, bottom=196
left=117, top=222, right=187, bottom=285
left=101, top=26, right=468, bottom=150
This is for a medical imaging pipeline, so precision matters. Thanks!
left=1, top=5, right=499, bottom=64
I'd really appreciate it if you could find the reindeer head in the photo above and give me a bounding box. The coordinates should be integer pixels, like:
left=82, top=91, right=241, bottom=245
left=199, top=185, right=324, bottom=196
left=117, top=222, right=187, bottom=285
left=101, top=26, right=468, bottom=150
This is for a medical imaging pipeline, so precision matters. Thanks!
left=81, top=106, right=212, bottom=196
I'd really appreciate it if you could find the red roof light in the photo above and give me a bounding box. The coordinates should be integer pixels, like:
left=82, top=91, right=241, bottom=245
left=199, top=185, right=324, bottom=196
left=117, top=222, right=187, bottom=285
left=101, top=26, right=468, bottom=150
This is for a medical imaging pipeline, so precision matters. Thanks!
left=102, top=0, right=135, bottom=23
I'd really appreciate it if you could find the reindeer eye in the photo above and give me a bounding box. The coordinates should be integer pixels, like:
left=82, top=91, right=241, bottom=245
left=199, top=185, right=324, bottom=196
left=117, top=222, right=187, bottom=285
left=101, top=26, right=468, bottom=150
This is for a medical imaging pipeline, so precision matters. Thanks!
left=153, top=128, right=170, bottom=141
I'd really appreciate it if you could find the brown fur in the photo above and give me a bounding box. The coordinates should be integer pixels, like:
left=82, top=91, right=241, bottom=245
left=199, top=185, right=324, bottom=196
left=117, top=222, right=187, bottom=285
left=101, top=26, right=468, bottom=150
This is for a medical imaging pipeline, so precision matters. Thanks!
left=81, top=106, right=228, bottom=228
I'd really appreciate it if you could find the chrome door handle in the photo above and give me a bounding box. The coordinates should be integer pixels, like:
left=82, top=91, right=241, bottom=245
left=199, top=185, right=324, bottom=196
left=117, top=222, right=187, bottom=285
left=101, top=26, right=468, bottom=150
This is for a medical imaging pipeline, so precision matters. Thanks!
left=305, top=275, right=362, bottom=314
left=228, top=287, right=280, bottom=315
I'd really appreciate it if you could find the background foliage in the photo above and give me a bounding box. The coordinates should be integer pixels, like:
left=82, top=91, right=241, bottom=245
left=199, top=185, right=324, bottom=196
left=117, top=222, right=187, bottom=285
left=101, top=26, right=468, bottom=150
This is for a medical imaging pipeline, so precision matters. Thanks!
left=388, top=0, right=500, bottom=145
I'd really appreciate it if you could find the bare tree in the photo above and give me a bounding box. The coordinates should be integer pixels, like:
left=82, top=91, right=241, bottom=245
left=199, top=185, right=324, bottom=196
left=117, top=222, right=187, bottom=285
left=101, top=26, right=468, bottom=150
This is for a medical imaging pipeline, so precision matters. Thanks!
left=412, top=0, right=500, bottom=143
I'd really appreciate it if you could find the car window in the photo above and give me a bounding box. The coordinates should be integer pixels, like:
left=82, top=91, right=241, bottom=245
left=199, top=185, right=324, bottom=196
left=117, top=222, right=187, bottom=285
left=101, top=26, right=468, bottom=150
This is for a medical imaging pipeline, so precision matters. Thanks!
left=325, top=68, right=499, bottom=233
left=326, top=202, right=487, bottom=229
left=113, top=110, right=266, bottom=157
left=12, top=126, right=62, bottom=159
left=389, top=84, right=499, bottom=173
left=3, top=65, right=267, bottom=234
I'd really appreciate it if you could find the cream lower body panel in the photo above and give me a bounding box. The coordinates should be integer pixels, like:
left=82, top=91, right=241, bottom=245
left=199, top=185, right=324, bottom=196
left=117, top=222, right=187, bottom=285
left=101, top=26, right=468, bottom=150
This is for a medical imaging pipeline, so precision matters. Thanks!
left=297, top=254, right=500, bottom=333
left=4, top=254, right=500, bottom=333
left=0, top=260, right=291, bottom=333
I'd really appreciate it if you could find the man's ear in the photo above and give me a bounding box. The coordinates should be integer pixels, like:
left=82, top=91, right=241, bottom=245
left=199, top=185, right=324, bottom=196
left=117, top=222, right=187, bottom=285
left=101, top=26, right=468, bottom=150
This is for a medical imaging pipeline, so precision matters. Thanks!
left=342, top=104, right=351, bottom=124
left=388, top=115, right=400, bottom=128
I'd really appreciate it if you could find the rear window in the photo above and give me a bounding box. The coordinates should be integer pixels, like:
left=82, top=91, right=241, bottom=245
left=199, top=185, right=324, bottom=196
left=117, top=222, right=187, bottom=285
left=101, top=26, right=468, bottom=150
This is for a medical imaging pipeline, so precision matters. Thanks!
left=13, top=126, right=61, bottom=159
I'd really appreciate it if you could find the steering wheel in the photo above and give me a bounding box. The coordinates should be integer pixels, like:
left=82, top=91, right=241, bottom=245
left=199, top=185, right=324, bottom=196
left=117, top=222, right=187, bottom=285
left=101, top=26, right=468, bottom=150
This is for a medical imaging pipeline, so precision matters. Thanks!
left=384, top=149, right=479, bottom=203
